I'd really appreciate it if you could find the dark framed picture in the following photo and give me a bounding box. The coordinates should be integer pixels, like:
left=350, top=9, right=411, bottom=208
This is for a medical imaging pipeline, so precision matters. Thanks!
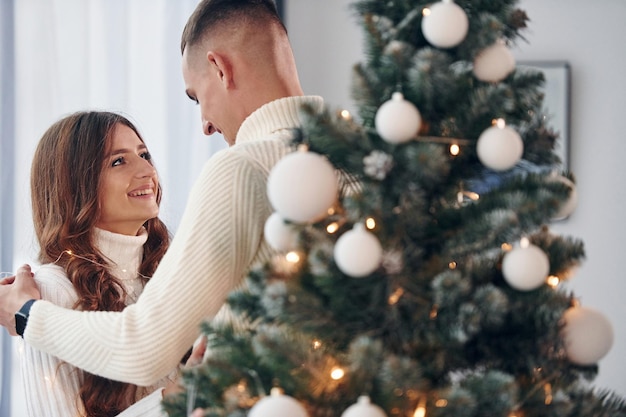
left=519, top=61, right=571, bottom=170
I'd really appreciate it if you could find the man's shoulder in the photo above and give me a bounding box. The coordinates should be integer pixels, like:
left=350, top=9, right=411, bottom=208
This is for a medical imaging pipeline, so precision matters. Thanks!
left=202, top=137, right=290, bottom=174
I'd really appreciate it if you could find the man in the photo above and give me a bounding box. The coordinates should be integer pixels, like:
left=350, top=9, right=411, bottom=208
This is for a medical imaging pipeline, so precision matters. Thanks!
left=0, top=0, right=323, bottom=387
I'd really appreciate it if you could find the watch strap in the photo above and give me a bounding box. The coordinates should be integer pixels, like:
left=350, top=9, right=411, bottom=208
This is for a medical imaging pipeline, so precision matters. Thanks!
left=15, top=299, right=37, bottom=337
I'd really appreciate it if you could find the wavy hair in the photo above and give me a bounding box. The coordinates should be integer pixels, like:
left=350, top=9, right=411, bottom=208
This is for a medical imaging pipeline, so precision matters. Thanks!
left=30, top=111, right=171, bottom=417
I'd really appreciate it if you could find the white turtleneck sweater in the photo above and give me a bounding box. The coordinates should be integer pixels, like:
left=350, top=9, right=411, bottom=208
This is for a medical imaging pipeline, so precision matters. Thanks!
left=19, top=228, right=174, bottom=417
left=24, top=96, right=325, bottom=387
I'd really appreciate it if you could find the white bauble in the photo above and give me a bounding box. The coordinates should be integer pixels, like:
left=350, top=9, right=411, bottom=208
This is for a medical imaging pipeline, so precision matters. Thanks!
left=375, top=92, right=422, bottom=144
left=473, top=41, right=516, bottom=83
left=476, top=125, right=523, bottom=171
left=267, top=149, right=338, bottom=224
left=562, top=306, right=614, bottom=365
left=549, top=175, right=578, bottom=220
left=264, top=212, right=299, bottom=252
left=421, top=0, right=469, bottom=48
left=334, top=223, right=383, bottom=277
left=342, top=396, right=387, bottom=417
left=249, top=388, right=309, bottom=417
left=502, top=244, right=549, bottom=291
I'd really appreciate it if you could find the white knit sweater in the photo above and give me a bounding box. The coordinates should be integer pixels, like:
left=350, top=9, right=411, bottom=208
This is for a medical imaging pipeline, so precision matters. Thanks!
left=25, top=95, right=324, bottom=387
left=20, top=228, right=173, bottom=417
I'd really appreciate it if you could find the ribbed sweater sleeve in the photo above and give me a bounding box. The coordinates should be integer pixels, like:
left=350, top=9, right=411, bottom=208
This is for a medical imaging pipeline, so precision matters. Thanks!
left=20, top=267, right=84, bottom=417
left=24, top=142, right=282, bottom=386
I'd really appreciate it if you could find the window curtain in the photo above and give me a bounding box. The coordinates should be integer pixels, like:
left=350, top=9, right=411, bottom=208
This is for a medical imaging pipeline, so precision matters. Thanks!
left=2, top=1, right=229, bottom=415
left=1, top=0, right=16, bottom=416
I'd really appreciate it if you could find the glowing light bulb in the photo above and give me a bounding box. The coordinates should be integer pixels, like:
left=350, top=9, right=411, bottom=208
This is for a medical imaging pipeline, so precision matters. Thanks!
left=501, top=242, right=513, bottom=251
left=340, top=109, right=352, bottom=120
left=330, top=367, right=345, bottom=380
left=413, top=398, right=427, bottom=417
left=544, top=383, right=553, bottom=405
left=448, top=261, right=457, bottom=269
left=495, top=118, right=506, bottom=128
left=285, top=251, right=300, bottom=263
left=435, top=399, right=448, bottom=407
left=388, top=288, right=405, bottom=305
left=365, top=217, right=376, bottom=230
left=422, top=7, right=431, bottom=16
left=312, top=339, right=322, bottom=350
left=449, top=143, right=460, bottom=156
left=326, top=222, right=339, bottom=234
left=520, top=237, right=530, bottom=248
left=547, top=275, right=560, bottom=288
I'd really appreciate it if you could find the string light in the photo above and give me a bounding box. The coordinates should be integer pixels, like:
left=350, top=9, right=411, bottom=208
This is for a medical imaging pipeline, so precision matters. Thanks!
left=285, top=251, right=300, bottom=263
left=330, top=366, right=345, bottom=380
left=520, top=237, right=530, bottom=248
left=422, top=7, right=431, bottom=17
left=501, top=242, right=513, bottom=251
left=449, top=143, right=460, bottom=156
left=544, top=383, right=553, bottom=405
left=388, top=287, right=405, bottom=305
left=365, top=217, right=376, bottom=230
left=413, top=397, right=427, bottom=417
left=340, top=109, right=352, bottom=120
left=448, top=261, right=457, bottom=270
left=494, top=118, right=506, bottom=128
left=435, top=399, right=448, bottom=407
left=326, top=222, right=340, bottom=234
left=312, top=339, right=322, bottom=350
left=547, top=275, right=560, bottom=288
left=456, top=190, right=480, bottom=204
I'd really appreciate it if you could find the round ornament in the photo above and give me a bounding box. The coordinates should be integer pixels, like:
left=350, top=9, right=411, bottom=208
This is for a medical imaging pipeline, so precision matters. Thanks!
left=502, top=243, right=549, bottom=291
left=267, top=148, right=338, bottom=224
left=421, top=0, right=469, bottom=49
left=473, top=40, right=516, bottom=83
left=476, top=124, right=523, bottom=171
left=334, top=223, right=383, bottom=277
left=264, top=212, right=300, bottom=252
left=549, top=175, right=578, bottom=220
left=562, top=306, right=614, bottom=365
left=249, top=388, right=309, bottom=417
left=375, top=92, right=422, bottom=144
left=342, top=396, right=387, bottom=417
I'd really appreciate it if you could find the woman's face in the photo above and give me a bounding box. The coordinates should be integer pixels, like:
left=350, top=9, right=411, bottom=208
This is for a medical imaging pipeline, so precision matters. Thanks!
left=95, top=123, right=160, bottom=235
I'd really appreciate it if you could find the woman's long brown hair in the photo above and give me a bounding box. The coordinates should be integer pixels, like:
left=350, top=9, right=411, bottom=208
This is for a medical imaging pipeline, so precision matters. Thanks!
left=30, top=111, right=171, bottom=417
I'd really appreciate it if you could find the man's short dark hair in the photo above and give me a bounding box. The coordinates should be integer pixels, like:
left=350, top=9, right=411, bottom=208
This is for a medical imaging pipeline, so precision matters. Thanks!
left=181, top=0, right=285, bottom=54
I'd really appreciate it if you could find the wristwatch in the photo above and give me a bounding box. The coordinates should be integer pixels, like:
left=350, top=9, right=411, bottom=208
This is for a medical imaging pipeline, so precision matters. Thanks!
left=15, top=299, right=37, bottom=337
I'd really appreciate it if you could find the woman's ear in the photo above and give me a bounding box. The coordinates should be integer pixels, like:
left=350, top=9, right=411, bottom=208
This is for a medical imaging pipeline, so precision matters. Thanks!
left=206, top=51, right=234, bottom=88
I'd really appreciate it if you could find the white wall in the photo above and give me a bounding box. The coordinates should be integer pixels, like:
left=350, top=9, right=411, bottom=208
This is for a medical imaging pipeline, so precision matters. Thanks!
left=287, top=0, right=626, bottom=396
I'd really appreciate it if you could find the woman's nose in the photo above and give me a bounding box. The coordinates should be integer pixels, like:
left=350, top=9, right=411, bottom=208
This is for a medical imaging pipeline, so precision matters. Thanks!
left=136, top=158, right=157, bottom=178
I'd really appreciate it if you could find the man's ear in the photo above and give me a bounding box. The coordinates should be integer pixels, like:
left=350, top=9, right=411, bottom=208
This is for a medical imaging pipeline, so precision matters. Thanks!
left=206, top=51, right=234, bottom=88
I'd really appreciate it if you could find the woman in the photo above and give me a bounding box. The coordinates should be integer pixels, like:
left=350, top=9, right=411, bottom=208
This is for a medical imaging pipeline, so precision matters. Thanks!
left=20, top=111, right=181, bottom=417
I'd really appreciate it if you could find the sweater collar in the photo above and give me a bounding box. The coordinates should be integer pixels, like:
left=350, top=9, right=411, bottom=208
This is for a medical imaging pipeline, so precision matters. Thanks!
left=235, top=95, right=324, bottom=145
left=93, top=227, right=148, bottom=280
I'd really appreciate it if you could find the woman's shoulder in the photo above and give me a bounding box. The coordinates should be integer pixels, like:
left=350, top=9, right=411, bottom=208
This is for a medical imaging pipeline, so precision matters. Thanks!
left=34, top=264, right=77, bottom=306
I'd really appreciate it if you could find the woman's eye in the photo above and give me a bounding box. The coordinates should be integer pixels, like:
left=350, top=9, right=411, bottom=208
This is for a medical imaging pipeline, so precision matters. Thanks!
left=112, top=157, right=124, bottom=167
left=141, top=152, right=152, bottom=161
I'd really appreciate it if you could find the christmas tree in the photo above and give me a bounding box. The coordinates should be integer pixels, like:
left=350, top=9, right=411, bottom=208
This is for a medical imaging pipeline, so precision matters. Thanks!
left=164, top=1, right=626, bottom=416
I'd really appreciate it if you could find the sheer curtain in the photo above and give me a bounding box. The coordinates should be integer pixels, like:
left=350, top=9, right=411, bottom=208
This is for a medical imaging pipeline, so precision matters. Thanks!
left=1, top=1, right=230, bottom=415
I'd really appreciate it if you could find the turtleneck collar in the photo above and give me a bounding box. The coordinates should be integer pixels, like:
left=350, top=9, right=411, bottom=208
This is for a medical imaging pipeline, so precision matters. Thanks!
left=93, top=227, right=148, bottom=281
left=235, top=95, right=324, bottom=145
